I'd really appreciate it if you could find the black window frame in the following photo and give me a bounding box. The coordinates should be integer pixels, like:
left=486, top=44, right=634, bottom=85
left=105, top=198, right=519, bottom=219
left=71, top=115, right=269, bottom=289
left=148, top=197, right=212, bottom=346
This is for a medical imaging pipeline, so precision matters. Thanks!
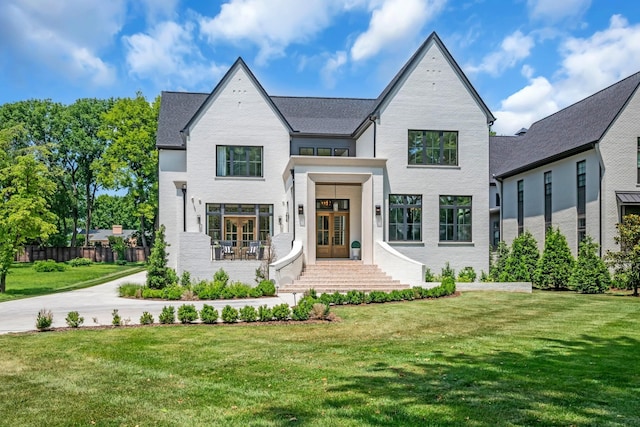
left=408, top=130, right=458, bottom=166
left=577, top=160, right=586, bottom=244
left=517, top=180, right=524, bottom=236
left=216, top=145, right=263, bottom=177
left=439, top=195, right=472, bottom=242
left=544, top=171, right=552, bottom=234
left=388, top=194, right=422, bottom=242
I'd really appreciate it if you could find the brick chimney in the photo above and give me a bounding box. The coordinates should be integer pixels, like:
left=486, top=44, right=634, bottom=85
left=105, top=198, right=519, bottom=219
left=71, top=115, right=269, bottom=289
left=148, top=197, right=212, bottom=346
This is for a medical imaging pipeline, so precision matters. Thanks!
left=112, top=225, right=123, bottom=235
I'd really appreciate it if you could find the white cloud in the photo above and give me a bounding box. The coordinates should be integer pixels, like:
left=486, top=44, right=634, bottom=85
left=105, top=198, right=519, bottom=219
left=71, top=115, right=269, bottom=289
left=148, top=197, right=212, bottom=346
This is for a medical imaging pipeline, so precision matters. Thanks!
left=350, top=0, right=446, bottom=62
left=466, top=31, right=535, bottom=76
left=321, top=51, right=348, bottom=88
left=138, top=0, right=179, bottom=22
left=0, top=0, right=124, bottom=86
left=493, top=15, right=640, bottom=135
left=198, top=0, right=343, bottom=65
left=124, top=21, right=226, bottom=89
left=527, top=0, right=591, bottom=22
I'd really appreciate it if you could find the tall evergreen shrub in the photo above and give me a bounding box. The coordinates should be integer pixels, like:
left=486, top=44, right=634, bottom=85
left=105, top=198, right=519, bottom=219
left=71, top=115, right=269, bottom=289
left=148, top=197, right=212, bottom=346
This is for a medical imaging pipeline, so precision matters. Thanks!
left=570, top=236, right=611, bottom=293
left=534, top=228, right=574, bottom=289
left=500, top=231, right=539, bottom=282
left=146, top=225, right=176, bottom=289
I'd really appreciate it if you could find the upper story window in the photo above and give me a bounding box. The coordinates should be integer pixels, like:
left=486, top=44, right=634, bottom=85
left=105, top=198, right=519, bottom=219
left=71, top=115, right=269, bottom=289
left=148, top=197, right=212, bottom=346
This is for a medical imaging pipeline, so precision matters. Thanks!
left=300, top=147, right=350, bottom=156
left=517, top=179, right=524, bottom=236
left=389, top=194, right=422, bottom=241
left=636, top=137, right=640, bottom=183
left=408, top=130, right=458, bottom=166
left=217, top=146, right=262, bottom=177
left=544, top=171, right=552, bottom=233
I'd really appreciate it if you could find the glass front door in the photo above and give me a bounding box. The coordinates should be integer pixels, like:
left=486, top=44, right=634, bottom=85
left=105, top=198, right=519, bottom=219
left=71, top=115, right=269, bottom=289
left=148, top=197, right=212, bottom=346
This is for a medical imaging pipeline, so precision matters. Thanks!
left=225, top=217, right=256, bottom=248
left=316, top=212, right=349, bottom=258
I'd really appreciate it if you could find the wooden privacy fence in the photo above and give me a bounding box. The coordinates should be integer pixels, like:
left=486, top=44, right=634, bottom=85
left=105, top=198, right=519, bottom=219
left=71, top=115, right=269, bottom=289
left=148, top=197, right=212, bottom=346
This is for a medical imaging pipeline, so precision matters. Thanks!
left=15, top=246, right=150, bottom=263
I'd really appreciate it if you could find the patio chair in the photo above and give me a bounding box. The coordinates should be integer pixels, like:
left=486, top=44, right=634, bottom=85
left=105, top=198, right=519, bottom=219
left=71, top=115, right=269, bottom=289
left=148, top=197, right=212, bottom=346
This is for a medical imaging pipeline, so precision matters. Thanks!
left=221, top=241, right=235, bottom=260
left=245, top=241, right=260, bottom=260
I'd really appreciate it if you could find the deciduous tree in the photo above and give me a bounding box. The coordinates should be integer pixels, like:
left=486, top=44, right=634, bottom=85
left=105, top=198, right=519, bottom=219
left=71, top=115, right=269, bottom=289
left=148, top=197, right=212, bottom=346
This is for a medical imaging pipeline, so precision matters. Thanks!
left=0, top=126, right=57, bottom=292
left=98, top=92, right=159, bottom=248
left=606, top=215, right=640, bottom=296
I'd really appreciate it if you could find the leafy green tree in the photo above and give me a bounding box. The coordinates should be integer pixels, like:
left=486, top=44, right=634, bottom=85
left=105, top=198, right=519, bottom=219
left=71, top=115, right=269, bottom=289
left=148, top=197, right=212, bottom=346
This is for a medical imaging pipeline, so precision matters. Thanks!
left=534, top=228, right=574, bottom=289
left=500, top=231, right=539, bottom=282
left=569, top=236, right=610, bottom=294
left=0, top=126, right=57, bottom=292
left=92, top=194, right=137, bottom=229
left=98, top=93, right=160, bottom=248
left=489, top=241, right=510, bottom=281
left=146, top=225, right=175, bottom=289
left=606, top=215, right=640, bottom=296
left=64, top=98, right=113, bottom=246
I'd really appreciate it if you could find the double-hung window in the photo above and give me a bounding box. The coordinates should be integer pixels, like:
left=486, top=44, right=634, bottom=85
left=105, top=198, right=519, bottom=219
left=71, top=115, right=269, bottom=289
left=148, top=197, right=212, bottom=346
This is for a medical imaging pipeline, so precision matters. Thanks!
left=439, top=196, right=472, bottom=241
left=216, top=146, right=263, bottom=177
left=408, top=130, right=458, bottom=166
left=389, top=195, right=422, bottom=241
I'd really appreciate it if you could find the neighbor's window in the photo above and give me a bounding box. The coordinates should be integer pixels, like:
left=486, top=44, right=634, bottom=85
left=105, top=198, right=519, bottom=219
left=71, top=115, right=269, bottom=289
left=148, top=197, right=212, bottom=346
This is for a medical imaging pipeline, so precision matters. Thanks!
left=216, top=146, right=262, bottom=177
left=389, top=195, right=422, bottom=241
left=439, top=196, right=472, bottom=242
left=408, top=130, right=458, bottom=166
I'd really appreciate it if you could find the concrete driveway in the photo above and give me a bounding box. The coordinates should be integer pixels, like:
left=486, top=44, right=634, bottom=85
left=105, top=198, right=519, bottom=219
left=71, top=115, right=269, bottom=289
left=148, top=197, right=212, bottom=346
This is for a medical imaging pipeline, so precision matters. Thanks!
left=0, top=271, right=296, bottom=335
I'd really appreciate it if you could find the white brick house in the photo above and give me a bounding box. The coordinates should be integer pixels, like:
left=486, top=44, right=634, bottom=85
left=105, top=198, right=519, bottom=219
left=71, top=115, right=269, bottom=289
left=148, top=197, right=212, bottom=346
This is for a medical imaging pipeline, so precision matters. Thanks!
left=492, top=72, right=640, bottom=256
left=157, top=32, right=495, bottom=286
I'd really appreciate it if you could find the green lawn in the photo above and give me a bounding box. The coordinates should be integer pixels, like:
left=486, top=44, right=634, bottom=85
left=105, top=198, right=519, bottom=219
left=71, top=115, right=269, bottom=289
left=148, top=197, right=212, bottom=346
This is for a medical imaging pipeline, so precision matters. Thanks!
left=0, top=263, right=145, bottom=302
left=0, top=291, right=638, bottom=426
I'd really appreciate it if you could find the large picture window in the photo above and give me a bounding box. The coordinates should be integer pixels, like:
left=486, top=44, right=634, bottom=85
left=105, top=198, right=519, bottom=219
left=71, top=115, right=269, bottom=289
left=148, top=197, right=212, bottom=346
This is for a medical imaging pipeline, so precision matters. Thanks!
left=408, top=130, right=458, bottom=166
left=439, top=196, right=472, bottom=241
left=389, top=195, right=422, bottom=241
left=216, top=146, right=262, bottom=177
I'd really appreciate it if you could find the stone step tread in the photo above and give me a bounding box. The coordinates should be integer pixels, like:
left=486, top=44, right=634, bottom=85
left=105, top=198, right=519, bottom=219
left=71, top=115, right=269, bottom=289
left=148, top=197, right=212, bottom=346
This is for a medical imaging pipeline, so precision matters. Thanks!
left=296, top=279, right=400, bottom=284
left=281, top=287, right=410, bottom=293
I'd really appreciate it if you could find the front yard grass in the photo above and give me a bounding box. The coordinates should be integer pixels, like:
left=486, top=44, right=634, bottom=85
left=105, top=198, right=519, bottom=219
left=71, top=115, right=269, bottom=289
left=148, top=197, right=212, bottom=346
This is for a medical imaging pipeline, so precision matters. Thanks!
left=0, top=263, right=145, bottom=302
left=0, top=291, right=638, bottom=426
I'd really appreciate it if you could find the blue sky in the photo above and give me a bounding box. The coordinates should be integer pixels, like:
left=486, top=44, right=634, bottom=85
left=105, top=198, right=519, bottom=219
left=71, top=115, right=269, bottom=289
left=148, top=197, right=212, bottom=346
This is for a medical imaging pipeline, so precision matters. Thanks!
left=1, top=0, right=640, bottom=135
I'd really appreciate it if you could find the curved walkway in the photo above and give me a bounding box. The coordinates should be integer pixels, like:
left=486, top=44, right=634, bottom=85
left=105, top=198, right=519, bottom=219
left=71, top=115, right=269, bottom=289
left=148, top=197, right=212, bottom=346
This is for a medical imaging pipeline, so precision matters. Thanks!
left=0, top=271, right=296, bottom=335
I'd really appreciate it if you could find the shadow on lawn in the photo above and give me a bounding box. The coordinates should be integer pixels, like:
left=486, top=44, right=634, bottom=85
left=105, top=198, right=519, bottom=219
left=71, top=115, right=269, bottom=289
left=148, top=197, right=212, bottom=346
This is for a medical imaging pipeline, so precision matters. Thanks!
left=253, top=335, right=639, bottom=426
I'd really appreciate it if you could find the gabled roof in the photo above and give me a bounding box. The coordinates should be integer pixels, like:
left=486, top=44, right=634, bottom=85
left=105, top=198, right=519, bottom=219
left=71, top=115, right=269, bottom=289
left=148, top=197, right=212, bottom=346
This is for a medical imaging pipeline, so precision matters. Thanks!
left=271, top=96, right=376, bottom=136
left=182, top=57, right=294, bottom=138
left=156, top=91, right=208, bottom=149
left=494, top=71, right=640, bottom=179
left=354, top=31, right=495, bottom=134
left=155, top=32, right=495, bottom=148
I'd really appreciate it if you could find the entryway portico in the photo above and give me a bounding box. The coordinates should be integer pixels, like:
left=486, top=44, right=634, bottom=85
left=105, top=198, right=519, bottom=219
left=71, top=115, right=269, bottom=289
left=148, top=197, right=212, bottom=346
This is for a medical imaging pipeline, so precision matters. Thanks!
left=284, top=156, right=387, bottom=266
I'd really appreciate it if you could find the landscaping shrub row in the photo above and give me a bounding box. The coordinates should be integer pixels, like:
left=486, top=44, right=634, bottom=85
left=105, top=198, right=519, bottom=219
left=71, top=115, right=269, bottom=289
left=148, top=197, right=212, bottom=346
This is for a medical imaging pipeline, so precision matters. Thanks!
left=33, top=257, right=120, bottom=272
left=119, top=276, right=276, bottom=301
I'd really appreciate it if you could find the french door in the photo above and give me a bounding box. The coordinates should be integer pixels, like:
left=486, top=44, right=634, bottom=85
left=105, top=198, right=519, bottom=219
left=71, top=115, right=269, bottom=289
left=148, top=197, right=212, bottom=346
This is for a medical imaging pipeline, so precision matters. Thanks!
left=316, top=212, right=349, bottom=258
left=224, top=217, right=256, bottom=247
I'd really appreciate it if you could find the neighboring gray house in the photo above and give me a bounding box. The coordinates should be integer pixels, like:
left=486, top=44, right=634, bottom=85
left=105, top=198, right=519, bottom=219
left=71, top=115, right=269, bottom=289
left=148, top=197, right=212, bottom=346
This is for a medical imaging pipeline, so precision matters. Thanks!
left=492, top=71, right=640, bottom=255
left=157, top=32, right=495, bottom=286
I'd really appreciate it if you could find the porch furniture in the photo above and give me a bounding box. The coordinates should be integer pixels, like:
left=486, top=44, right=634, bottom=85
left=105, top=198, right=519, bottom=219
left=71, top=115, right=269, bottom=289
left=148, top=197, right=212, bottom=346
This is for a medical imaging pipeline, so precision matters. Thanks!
left=245, top=241, right=260, bottom=260
left=221, top=241, right=235, bottom=260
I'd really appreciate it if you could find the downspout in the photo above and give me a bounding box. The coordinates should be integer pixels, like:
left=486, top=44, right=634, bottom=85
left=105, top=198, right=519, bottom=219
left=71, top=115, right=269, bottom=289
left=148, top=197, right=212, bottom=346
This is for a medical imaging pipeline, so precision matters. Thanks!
left=369, top=114, right=378, bottom=157
left=290, top=168, right=295, bottom=247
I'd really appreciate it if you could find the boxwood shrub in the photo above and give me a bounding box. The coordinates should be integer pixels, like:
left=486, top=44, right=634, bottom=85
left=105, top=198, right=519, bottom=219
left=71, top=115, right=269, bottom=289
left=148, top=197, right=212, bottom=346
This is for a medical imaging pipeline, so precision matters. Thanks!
left=199, top=304, right=219, bottom=324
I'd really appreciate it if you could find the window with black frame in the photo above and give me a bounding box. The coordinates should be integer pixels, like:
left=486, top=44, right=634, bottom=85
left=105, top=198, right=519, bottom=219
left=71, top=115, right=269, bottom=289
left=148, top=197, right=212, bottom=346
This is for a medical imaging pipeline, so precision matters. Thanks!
left=216, top=146, right=262, bottom=177
left=408, top=130, right=458, bottom=166
left=439, top=196, right=472, bottom=242
left=389, top=195, right=422, bottom=241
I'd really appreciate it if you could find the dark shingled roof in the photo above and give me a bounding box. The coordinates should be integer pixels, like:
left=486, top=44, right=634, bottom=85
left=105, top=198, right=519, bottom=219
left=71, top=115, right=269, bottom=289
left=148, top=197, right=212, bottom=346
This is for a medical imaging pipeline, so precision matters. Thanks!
left=271, top=96, right=376, bottom=135
left=156, top=91, right=208, bottom=149
left=493, top=71, right=640, bottom=178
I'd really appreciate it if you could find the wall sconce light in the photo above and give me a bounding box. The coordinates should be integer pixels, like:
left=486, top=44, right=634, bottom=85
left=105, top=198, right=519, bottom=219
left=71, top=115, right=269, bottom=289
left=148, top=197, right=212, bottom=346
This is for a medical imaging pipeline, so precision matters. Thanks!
left=286, top=212, right=290, bottom=222
left=181, top=183, right=187, bottom=195
left=298, top=204, right=304, bottom=215
left=375, top=205, right=381, bottom=216
left=197, top=215, right=201, bottom=225
left=278, top=216, right=282, bottom=225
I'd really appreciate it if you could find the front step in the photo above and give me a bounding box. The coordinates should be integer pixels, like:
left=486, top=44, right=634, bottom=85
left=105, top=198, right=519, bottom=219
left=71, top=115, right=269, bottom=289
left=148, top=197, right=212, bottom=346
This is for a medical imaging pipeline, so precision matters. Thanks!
left=279, top=260, right=410, bottom=293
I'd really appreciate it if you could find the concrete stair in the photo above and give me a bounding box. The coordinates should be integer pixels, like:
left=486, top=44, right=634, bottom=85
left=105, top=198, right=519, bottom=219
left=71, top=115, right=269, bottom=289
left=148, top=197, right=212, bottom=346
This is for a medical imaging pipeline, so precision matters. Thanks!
left=279, top=260, right=410, bottom=293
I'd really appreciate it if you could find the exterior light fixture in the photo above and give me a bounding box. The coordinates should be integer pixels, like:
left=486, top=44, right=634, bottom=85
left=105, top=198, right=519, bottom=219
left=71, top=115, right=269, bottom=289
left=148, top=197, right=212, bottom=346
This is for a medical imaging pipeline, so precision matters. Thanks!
left=298, top=204, right=304, bottom=215
left=375, top=205, right=381, bottom=216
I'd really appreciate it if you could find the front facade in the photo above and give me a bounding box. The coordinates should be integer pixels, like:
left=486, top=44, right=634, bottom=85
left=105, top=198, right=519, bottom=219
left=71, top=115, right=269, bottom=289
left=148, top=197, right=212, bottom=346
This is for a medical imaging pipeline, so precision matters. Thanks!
left=493, top=72, right=640, bottom=256
left=157, top=33, right=494, bottom=285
